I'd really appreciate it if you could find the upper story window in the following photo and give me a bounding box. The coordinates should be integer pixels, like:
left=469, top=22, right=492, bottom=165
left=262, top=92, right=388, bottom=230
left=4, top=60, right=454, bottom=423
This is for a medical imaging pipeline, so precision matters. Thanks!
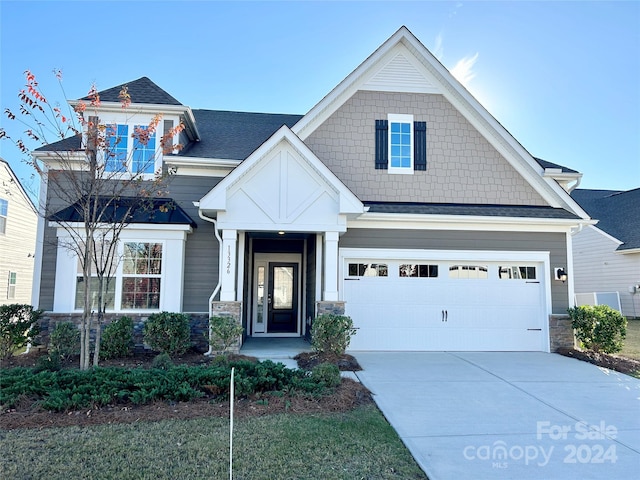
left=0, top=198, right=7, bottom=234
left=389, top=114, right=413, bottom=172
left=375, top=115, right=427, bottom=173
left=104, top=124, right=156, bottom=174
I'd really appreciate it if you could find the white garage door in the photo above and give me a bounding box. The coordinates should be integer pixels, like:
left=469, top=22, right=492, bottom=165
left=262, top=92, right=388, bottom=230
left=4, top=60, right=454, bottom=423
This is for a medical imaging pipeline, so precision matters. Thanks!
left=342, top=250, right=549, bottom=351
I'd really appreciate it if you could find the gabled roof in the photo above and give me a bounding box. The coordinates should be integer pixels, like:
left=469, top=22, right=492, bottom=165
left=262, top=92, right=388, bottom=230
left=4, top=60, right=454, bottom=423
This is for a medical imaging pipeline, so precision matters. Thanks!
left=571, top=188, right=640, bottom=251
left=83, top=77, right=183, bottom=106
left=50, top=196, right=197, bottom=228
left=179, top=110, right=302, bottom=160
left=292, top=26, right=589, bottom=220
left=534, top=157, right=579, bottom=174
left=0, top=157, right=37, bottom=213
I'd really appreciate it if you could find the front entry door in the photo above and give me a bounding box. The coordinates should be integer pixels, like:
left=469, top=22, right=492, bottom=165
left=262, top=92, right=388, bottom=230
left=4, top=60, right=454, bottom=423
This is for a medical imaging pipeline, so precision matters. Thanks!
left=252, top=253, right=301, bottom=336
left=267, top=263, right=298, bottom=333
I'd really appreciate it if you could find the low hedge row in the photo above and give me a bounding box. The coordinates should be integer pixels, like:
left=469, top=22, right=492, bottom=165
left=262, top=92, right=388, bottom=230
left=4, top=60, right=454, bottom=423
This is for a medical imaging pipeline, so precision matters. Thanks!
left=0, top=360, right=339, bottom=412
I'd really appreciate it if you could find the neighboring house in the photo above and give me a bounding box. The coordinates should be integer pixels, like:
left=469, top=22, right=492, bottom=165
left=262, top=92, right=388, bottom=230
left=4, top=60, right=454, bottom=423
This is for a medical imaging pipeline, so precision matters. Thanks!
left=0, top=158, right=38, bottom=305
left=571, top=189, right=640, bottom=318
left=33, top=27, right=592, bottom=352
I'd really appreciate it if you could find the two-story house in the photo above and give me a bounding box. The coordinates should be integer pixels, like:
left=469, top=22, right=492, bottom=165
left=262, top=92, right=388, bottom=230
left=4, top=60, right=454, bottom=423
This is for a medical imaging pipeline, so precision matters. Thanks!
left=33, top=27, right=591, bottom=352
left=0, top=158, right=38, bottom=305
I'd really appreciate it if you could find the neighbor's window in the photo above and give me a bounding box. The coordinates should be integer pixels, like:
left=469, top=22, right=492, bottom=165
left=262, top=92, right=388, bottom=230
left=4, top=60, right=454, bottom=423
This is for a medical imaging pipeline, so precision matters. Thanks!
left=399, top=264, right=439, bottom=278
left=499, top=266, right=536, bottom=280
left=0, top=198, right=7, bottom=234
left=121, top=242, right=162, bottom=309
left=348, top=263, right=388, bottom=277
left=388, top=114, right=413, bottom=173
left=7, top=271, right=16, bottom=299
left=448, top=265, right=489, bottom=279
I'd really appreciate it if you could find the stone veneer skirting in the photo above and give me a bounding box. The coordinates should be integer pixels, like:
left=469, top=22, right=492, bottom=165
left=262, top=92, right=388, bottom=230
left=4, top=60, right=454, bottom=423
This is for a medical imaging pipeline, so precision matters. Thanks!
left=38, top=312, right=211, bottom=353
left=316, top=301, right=346, bottom=316
left=210, top=301, right=243, bottom=353
left=548, top=314, right=576, bottom=352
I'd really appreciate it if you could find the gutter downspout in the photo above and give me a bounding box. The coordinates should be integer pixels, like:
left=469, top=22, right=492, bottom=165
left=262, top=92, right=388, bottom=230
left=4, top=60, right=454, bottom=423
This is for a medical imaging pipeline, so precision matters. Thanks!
left=195, top=203, right=223, bottom=356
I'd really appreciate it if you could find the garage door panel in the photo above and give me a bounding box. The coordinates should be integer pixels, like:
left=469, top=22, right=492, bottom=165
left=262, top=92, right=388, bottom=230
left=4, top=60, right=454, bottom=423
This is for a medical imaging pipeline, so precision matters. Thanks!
left=343, top=255, right=546, bottom=352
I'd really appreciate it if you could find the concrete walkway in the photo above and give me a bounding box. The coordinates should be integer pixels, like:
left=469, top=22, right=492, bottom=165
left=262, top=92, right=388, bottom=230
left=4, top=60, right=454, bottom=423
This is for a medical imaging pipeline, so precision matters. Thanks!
left=354, top=352, right=640, bottom=480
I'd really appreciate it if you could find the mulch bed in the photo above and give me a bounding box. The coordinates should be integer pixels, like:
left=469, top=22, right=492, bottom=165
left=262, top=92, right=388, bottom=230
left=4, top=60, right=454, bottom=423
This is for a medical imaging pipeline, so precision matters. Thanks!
left=294, top=351, right=362, bottom=371
left=0, top=348, right=372, bottom=430
left=556, top=347, right=640, bottom=377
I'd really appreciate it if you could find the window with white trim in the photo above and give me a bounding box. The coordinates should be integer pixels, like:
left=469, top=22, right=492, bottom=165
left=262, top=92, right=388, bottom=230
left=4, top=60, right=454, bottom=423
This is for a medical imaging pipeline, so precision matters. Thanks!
left=0, top=198, right=7, bottom=234
left=388, top=114, right=413, bottom=173
left=74, top=241, right=163, bottom=311
left=104, top=124, right=156, bottom=174
left=8, top=271, right=16, bottom=299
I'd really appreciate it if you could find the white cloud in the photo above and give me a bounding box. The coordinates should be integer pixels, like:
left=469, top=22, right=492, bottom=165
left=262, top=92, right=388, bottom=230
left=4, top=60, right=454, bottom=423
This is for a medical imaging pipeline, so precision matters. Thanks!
left=450, top=52, right=479, bottom=87
left=433, top=33, right=444, bottom=60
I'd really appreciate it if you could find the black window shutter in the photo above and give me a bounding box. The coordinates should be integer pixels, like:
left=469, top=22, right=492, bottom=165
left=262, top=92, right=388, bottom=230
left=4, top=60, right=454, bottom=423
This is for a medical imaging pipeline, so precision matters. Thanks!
left=375, top=119, right=388, bottom=169
left=414, top=121, right=427, bottom=171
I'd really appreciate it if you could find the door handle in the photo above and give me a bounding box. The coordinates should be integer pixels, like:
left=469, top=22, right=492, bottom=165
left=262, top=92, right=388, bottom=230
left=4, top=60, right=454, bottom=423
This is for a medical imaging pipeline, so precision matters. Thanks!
left=445, top=310, right=448, bottom=322
left=441, top=310, right=444, bottom=322
left=267, top=294, right=272, bottom=305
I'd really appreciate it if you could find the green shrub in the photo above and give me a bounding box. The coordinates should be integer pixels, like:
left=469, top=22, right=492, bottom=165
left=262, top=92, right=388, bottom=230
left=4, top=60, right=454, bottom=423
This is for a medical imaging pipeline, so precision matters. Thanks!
left=100, top=316, right=134, bottom=360
left=311, top=314, right=356, bottom=356
left=152, top=352, right=174, bottom=370
left=568, top=305, right=627, bottom=354
left=0, top=359, right=334, bottom=411
left=0, top=304, right=42, bottom=360
left=311, top=362, right=341, bottom=388
left=143, top=312, right=191, bottom=357
left=49, top=322, right=80, bottom=361
left=208, top=315, right=243, bottom=355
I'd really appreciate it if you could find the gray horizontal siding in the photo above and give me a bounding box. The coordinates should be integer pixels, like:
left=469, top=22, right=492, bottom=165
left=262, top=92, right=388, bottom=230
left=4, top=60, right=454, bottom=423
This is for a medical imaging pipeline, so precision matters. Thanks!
left=340, top=228, right=569, bottom=314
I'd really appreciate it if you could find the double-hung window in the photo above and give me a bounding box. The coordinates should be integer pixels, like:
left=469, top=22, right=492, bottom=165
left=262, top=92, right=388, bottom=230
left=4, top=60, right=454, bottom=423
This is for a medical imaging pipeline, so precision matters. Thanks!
left=121, top=242, right=162, bottom=309
left=132, top=125, right=156, bottom=174
left=375, top=114, right=427, bottom=172
left=104, top=124, right=156, bottom=174
left=105, top=124, right=129, bottom=172
left=7, top=272, right=16, bottom=299
left=0, top=198, right=7, bottom=234
left=389, top=114, right=413, bottom=172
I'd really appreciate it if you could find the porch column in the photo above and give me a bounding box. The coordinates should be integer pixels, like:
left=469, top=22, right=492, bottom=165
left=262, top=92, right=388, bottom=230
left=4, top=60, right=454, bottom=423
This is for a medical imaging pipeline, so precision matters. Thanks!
left=220, top=229, right=237, bottom=301
left=323, top=231, right=339, bottom=301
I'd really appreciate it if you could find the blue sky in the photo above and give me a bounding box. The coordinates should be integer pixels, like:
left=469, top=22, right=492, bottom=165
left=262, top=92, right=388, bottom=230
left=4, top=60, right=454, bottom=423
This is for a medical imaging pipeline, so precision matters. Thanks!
left=1, top=0, right=638, bottom=201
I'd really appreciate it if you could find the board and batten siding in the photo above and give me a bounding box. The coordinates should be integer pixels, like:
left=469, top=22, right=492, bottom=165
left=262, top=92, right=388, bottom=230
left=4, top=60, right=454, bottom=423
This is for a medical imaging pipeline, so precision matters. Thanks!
left=339, top=229, right=569, bottom=313
left=573, top=225, right=640, bottom=317
left=0, top=162, right=37, bottom=305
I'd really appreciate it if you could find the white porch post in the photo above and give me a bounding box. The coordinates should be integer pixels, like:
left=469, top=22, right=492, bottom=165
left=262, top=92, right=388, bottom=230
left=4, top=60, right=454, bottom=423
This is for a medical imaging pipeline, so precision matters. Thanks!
left=220, top=229, right=237, bottom=301
left=323, top=231, right=339, bottom=301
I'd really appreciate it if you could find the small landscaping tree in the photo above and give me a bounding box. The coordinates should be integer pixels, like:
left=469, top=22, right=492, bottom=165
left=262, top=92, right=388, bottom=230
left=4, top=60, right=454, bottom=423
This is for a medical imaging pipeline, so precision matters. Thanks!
left=568, top=305, right=627, bottom=354
left=143, top=312, right=191, bottom=357
left=208, top=315, right=244, bottom=356
left=49, top=322, right=81, bottom=362
left=0, top=304, right=42, bottom=360
left=310, top=314, right=356, bottom=357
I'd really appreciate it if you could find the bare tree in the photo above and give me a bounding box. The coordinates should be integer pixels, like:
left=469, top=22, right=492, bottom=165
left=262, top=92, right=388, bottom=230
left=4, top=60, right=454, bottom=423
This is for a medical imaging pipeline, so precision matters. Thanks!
left=1, top=71, right=184, bottom=369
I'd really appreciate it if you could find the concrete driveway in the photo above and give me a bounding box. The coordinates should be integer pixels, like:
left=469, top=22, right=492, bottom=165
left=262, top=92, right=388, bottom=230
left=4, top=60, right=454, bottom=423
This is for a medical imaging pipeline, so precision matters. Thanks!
left=354, top=352, right=640, bottom=480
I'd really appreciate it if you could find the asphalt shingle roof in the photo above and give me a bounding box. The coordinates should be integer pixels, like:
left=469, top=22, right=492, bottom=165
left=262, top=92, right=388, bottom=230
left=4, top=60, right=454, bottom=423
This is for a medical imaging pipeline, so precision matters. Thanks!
left=178, top=110, right=303, bottom=160
left=50, top=197, right=197, bottom=228
left=534, top=157, right=579, bottom=174
left=364, top=202, right=581, bottom=220
left=570, top=188, right=640, bottom=251
left=84, top=77, right=183, bottom=106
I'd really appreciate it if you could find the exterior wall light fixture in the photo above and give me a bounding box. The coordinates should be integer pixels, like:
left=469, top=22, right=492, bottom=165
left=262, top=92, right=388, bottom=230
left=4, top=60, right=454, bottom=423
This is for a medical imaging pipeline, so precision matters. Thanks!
left=555, top=268, right=568, bottom=283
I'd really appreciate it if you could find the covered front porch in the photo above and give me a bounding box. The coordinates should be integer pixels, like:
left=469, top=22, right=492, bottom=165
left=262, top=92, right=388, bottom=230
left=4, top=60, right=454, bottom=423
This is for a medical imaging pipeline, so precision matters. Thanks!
left=197, top=126, right=364, bottom=343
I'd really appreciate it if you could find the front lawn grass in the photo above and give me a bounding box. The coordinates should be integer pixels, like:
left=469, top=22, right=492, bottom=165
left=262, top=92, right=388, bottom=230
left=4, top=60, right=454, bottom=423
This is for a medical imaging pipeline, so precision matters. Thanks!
left=0, top=404, right=427, bottom=480
left=620, top=318, right=640, bottom=361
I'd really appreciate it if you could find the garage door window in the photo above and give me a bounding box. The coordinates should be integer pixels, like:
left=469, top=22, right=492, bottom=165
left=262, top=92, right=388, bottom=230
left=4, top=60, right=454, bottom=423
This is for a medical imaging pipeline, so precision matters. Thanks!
left=498, top=266, right=536, bottom=280
left=448, top=265, right=488, bottom=279
left=399, top=264, right=438, bottom=278
left=348, top=263, right=388, bottom=277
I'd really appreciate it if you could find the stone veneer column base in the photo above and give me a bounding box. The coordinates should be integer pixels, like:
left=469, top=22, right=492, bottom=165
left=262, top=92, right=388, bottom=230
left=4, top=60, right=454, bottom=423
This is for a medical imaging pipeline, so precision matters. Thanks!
left=316, top=301, right=346, bottom=316
left=210, top=301, right=243, bottom=353
left=548, top=314, right=576, bottom=352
